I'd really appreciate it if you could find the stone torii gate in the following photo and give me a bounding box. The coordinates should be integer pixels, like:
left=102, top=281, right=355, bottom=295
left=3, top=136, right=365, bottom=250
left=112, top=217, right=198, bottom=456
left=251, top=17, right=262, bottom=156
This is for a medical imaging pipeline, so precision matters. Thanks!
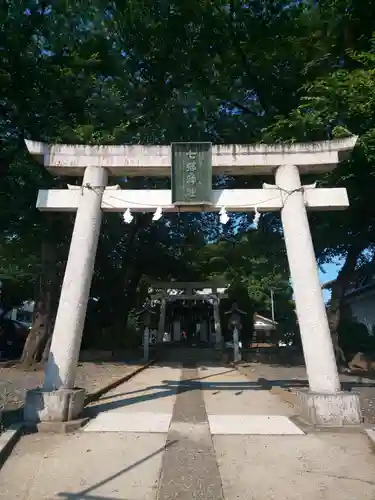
left=148, top=281, right=228, bottom=345
left=24, top=137, right=362, bottom=427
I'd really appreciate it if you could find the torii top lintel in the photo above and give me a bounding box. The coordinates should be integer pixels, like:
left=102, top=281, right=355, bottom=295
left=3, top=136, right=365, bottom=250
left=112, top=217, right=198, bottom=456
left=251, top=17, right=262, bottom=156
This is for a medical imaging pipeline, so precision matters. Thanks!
left=25, top=137, right=358, bottom=177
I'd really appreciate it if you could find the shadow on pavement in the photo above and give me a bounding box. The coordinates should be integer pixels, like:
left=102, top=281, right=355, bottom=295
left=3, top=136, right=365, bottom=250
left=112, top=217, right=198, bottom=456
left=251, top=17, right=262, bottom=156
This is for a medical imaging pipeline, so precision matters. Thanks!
left=85, top=365, right=266, bottom=416
left=85, top=359, right=375, bottom=418
left=57, top=440, right=178, bottom=500
left=92, top=368, right=237, bottom=402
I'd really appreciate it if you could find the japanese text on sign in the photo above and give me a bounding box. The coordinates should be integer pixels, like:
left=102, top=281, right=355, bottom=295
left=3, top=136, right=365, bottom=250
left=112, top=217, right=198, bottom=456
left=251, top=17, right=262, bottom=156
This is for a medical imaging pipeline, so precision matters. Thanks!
left=171, top=142, right=212, bottom=205
left=185, top=151, right=198, bottom=198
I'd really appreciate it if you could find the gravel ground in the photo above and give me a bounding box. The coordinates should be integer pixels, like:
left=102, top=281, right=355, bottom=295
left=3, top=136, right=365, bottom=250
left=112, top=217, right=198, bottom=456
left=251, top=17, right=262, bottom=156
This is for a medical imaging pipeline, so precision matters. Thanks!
left=239, top=362, right=375, bottom=424
left=0, top=361, right=143, bottom=412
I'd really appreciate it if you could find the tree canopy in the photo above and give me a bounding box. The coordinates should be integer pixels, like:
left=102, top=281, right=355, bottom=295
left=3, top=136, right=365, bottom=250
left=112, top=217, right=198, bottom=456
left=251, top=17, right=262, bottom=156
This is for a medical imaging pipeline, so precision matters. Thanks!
left=1, top=0, right=375, bottom=362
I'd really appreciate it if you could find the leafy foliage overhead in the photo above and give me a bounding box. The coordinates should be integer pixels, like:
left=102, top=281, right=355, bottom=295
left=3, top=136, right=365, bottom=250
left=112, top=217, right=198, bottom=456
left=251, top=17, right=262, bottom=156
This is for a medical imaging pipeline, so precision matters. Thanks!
left=2, top=0, right=375, bottom=348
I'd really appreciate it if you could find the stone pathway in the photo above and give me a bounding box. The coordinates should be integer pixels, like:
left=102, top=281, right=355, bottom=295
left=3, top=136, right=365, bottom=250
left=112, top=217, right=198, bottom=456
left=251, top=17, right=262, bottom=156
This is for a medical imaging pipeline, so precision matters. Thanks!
left=84, top=364, right=180, bottom=433
left=157, top=365, right=224, bottom=500
left=198, top=365, right=303, bottom=436
left=1, top=362, right=375, bottom=499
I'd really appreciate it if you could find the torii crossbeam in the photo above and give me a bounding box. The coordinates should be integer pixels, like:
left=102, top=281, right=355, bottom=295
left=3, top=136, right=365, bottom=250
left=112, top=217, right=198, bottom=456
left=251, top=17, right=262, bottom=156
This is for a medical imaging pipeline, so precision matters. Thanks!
left=36, top=187, right=349, bottom=212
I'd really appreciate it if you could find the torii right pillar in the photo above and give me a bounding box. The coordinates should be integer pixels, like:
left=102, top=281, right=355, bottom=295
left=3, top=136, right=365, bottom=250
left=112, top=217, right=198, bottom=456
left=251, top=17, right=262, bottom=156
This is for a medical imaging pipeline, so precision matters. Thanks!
left=275, top=163, right=362, bottom=426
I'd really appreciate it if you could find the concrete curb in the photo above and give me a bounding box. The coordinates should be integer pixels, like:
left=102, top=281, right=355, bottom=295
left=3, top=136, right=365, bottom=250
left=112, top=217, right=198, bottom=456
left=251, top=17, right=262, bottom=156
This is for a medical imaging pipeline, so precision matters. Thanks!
left=25, top=417, right=90, bottom=434
left=84, top=359, right=156, bottom=405
left=0, top=423, right=23, bottom=469
left=364, top=428, right=375, bottom=448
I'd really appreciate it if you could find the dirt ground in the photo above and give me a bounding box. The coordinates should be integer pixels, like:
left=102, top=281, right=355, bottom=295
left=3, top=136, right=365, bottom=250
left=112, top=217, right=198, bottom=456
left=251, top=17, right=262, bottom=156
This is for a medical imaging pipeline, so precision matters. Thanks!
left=239, top=362, right=375, bottom=424
left=0, top=361, right=142, bottom=412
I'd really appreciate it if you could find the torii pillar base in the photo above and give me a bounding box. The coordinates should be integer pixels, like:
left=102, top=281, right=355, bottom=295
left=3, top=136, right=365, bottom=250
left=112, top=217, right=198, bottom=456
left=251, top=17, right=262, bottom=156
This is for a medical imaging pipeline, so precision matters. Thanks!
left=23, top=388, right=86, bottom=429
left=296, top=390, right=362, bottom=427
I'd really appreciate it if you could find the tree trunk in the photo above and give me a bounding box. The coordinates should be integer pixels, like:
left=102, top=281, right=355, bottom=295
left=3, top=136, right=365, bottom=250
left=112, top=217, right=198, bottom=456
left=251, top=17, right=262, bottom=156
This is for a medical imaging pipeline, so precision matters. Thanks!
left=19, top=302, right=49, bottom=366
left=122, top=268, right=143, bottom=329
left=326, top=244, right=363, bottom=368
left=19, top=239, right=57, bottom=367
left=41, top=334, right=53, bottom=363
left=110, top=266, right=143, bottom=352
left=114, top=213, right=151, bottom=341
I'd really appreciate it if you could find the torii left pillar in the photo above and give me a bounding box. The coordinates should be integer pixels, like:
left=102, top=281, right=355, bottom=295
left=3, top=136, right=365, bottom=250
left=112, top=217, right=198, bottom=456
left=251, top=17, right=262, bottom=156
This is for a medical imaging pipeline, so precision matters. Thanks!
left=24, top=166, right=108, bottom=426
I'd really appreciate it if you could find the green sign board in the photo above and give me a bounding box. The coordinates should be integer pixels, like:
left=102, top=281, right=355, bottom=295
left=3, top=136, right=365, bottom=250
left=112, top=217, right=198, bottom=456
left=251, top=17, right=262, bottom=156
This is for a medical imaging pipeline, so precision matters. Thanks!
left=171, top=142, right=212, bottom=206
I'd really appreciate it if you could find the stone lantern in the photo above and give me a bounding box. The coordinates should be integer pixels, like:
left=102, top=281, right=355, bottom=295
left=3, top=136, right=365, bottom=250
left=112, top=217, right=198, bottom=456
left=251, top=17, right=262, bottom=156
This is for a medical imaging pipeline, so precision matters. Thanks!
left=137, top=297, right=156, bottom=361
left=225, top=301, right=246, bottom=363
